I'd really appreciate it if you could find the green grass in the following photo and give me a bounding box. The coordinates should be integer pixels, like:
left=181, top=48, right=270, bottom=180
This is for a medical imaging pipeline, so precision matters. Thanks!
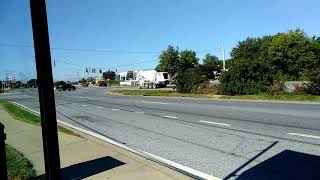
left=6, top=144, right=36, bottom=180
left=220, top=94, right=320, bottom=102
left=57, top=125, right=81, bottom=137
left=111, top=89, right=217, bottom=98
left=0, top=101, right=81, bottom=137
left=1, top=101, right=40, bottom=125
left=111, top=89, right=320, bottom=102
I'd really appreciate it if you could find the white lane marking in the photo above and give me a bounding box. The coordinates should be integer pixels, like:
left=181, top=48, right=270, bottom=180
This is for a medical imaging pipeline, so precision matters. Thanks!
left=135, top=111, right=144, bottom=114
left=112, top=108, right=120, bottom=111
left=200, top=120, right=231, bottom=127
left=141, top=100, right=169, bottom=105
left=143, top=152, right=221, bottom=180
left=82, top=104, right=87, bottom=107
left=287, top=133, right=320, bottom=139
left=11, top=101, right=222, bottom=180
left=97, top=106, right=103, bottom=109
left=164, top=115, right=177, bottom=119
left=63, top=102, right=68, bottom=104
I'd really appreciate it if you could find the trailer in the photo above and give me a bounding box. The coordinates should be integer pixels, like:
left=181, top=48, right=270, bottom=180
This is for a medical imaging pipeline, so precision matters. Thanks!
left=135, top=70, right=169, bottom=89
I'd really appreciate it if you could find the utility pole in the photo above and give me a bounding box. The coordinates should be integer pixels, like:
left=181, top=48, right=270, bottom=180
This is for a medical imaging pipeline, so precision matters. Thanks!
left=133, top=63, right=135, bottom=86
left=76, top=72, right=79, bottom=82
left=53, top=60, right=56, bottom=81
left=30, top=0, right=62, bottom=179
left=221, top=43, right=226, bottom=71
left=0, top=69, right=3, bottom=92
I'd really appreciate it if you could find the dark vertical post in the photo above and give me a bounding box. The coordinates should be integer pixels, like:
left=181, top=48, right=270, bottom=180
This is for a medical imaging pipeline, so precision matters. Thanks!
left=0, top=123, right=7, bottom=180
left=29, top=0, right=61, bottom=179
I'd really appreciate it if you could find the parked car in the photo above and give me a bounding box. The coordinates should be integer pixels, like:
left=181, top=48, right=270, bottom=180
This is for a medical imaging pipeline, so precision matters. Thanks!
left=56, top=84, right=76, bottom=91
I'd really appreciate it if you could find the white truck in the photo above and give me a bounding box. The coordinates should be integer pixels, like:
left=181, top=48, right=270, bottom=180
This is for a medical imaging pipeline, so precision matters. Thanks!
left=135, top=69, right=170, bottom=89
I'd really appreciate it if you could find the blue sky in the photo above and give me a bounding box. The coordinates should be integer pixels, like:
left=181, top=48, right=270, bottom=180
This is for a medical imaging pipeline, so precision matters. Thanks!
left=1, top=0, right=320, bottom=81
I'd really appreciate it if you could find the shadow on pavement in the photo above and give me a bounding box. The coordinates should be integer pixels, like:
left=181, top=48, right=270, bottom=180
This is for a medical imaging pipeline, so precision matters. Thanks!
left=236, top=150, right=320, bottom=180
left=36, top=156, right=125, bottom=180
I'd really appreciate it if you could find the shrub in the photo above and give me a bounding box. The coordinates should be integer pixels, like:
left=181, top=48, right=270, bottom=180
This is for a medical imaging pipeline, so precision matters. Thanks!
left=305, top=68, right=320, bottom=95
left=219, top=60, right=273, bottom=95
left=292, top=84, right=306, bottom=95
left=270, top=81, right=285, bottom=95
left=176, top=68, right=205, bottom=93
left=192, top=82, right=219, bottom=94
left=306, top=83, right=320, bottom=95
left=108, top=80, right=120, bottom=86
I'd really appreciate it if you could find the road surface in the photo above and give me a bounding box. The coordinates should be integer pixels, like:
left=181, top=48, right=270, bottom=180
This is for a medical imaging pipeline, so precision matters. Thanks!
left=1, top=87, right=320, bottom=179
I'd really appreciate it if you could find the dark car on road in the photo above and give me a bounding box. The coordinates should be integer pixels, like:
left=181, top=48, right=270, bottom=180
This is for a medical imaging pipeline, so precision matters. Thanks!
left=98, top=81, right=108, bottom=87
left=56, top=84, right=76, bottom=91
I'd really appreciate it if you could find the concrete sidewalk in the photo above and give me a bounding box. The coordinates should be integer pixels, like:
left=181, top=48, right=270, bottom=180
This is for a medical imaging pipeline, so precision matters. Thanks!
left=0, top=107, right=192, bottom=180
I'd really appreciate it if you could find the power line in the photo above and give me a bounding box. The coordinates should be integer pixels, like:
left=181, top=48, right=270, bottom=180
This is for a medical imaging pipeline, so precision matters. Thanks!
left=0, top=43, right=220, bottom=54
left=53, top=58, right=157, bottom=70
left=53, top=59, right=87, bottom=68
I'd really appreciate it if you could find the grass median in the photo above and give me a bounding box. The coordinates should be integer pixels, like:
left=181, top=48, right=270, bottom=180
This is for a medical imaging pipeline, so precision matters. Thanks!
left=6, top=144, right=36, bottom=180
left=0, top=100, right=80, bottom=137
left=111, top=89, right=219, bottom=98
left=111, top=89, right=320, bottom=102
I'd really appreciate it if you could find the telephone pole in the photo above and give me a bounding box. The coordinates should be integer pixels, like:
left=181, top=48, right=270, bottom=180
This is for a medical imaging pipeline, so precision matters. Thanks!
left=221, top=43, right=226, bottom=71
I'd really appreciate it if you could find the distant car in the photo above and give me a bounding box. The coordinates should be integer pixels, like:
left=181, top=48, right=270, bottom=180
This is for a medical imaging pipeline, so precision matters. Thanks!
left=56, top=84, right=76, bottom=91
left=98, top=81, right=108, bottom=87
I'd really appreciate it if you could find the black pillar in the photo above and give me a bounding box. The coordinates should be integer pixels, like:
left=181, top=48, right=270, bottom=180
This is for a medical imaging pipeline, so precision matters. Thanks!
left=29, top=0, right=61, bottom=179
left=0, top=123, right=7, bottom=180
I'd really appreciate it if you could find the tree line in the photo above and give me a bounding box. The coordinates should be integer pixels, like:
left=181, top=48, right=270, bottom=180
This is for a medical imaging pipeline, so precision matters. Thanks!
left=156, top=29, right=320, bottom=95
left=219, top=29, right=320, bottom=95
left=156, top=45, right=229, bottom=93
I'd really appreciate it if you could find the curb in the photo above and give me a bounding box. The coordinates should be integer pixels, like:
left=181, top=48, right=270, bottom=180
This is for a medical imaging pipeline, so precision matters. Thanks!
left=11, top=101, right=221, bottom=180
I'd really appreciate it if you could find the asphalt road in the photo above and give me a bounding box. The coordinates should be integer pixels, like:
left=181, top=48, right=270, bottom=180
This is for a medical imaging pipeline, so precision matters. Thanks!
left=1, top=87, right=320, bottom=179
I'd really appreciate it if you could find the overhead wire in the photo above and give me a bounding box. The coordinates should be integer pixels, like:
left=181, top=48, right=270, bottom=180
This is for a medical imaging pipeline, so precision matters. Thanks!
left=0, top=43, right=220, bottom=54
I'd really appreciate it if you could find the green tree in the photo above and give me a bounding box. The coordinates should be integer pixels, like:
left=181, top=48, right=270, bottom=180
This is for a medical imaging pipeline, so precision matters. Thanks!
left=200, top=53, right=220, bottom=79
left=178, top=50, right=199, bottom=71
left=79, top=78, right=88, bottom=87
left=267, top=29, right=317, bottom=80
left=306, top=67, right=320, bottom=95
left=305, top=36, right=320, bottom=95
left=14, top=81, right=22, bottom=88
left=219, top=29, right=320, bottom=95
left=27, top=79, right=37, bottom=87
left=156, top=45, right=180, bottom=76
left=79, top=78, right=86, bottom=84
left=87, top=77, right=95, bottom=84
left=127, top=71, right=134, bottom=79
left=219, top=60, right=273, bottom=95
left=219, top=35, right=273, bottom=95
left=176, top=68, right=205, bottom=93
left=103, top=70, right=116, bottom=80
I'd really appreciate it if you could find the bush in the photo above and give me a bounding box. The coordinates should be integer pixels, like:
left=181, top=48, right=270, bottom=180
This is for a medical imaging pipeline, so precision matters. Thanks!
left=109, top=80, right=120, bottom=86
left=219, top=60, right=273, bottom=95
left=270, top=81, right=285, bottom=95
left=292, top=84, right=306, bottom=95
left=176, top=68, right=204, bottom=93
left=192, top=82, right=219, bottom=94
left=81, top=82, right=89, bottom=87
left=305, top=68, right=320, bottom=95
left=306, top=83, right=320, bottom=95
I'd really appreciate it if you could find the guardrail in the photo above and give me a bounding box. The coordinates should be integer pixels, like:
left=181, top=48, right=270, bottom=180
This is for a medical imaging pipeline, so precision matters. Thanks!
left=0, top=122, right=7, bottom=180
